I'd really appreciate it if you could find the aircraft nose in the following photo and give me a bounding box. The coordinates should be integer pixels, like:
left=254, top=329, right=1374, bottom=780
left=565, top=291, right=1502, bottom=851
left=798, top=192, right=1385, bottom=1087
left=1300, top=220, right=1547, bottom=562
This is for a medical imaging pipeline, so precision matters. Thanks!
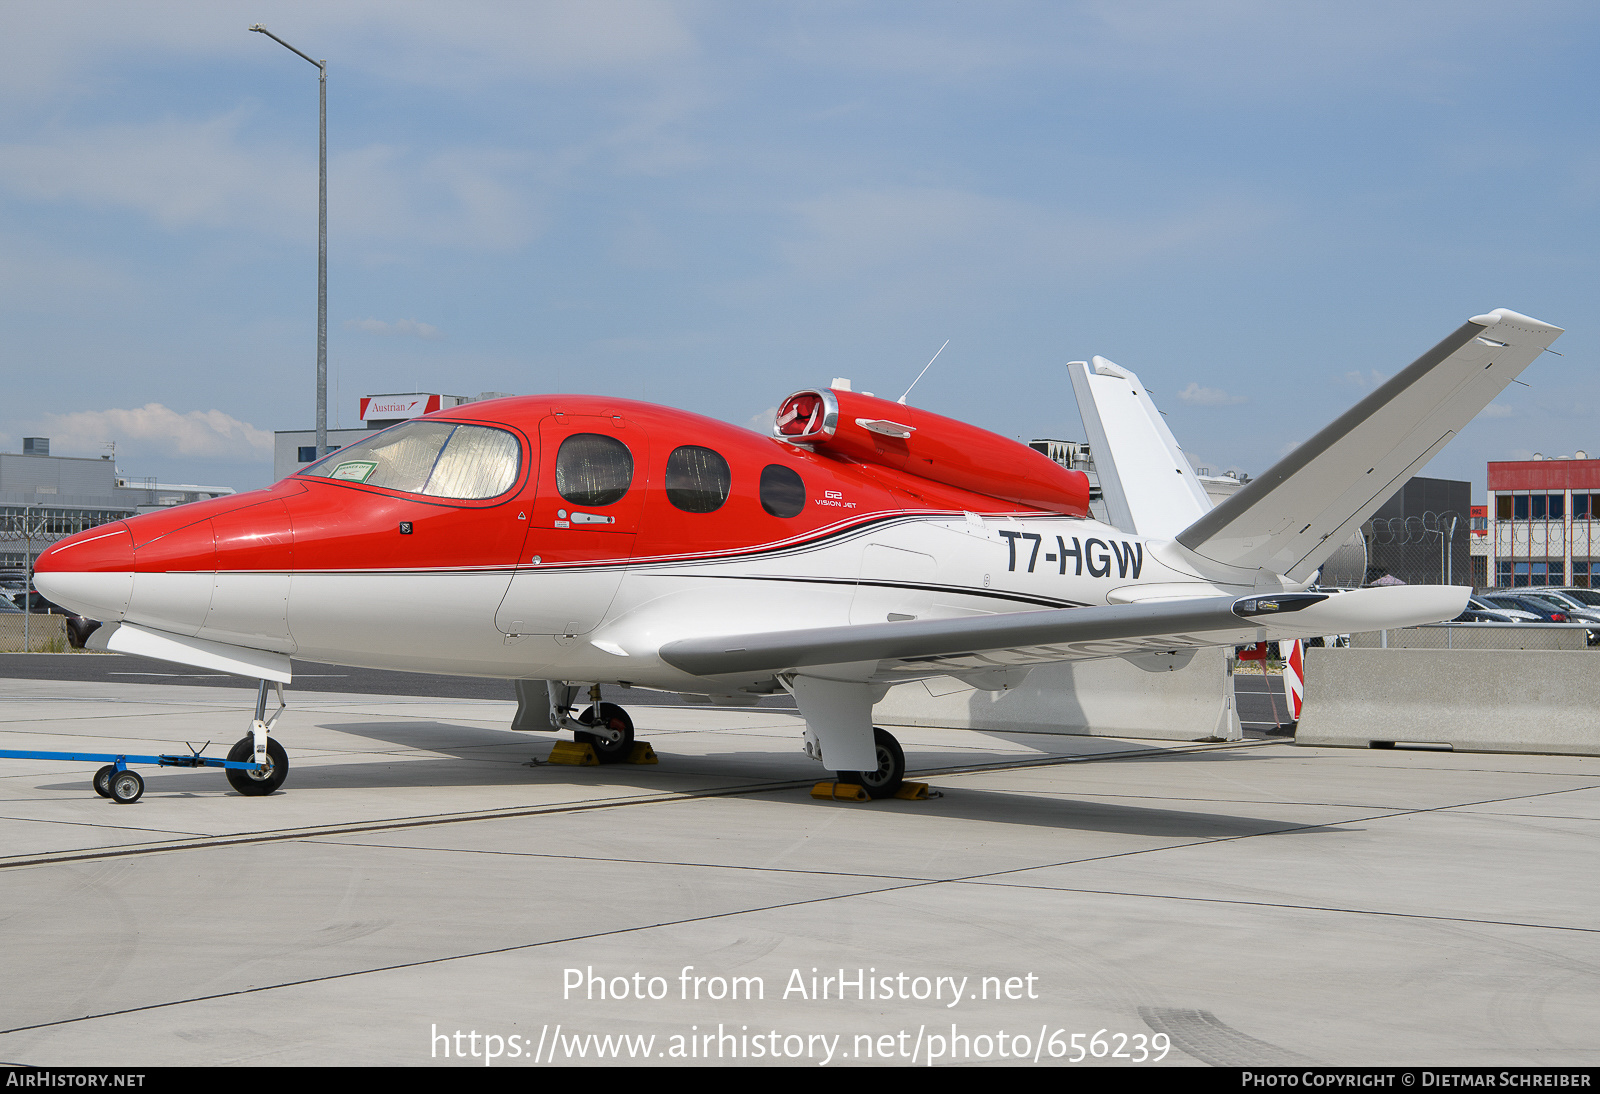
left=32, top=522, right=135, bottom=621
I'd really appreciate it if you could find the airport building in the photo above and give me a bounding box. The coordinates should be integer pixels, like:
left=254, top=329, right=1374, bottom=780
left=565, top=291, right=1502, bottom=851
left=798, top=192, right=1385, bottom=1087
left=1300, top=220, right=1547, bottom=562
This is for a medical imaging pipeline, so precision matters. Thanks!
left=1486, top=452, right=1600, bottom=587
left=0, top=438, right=235, bottom=570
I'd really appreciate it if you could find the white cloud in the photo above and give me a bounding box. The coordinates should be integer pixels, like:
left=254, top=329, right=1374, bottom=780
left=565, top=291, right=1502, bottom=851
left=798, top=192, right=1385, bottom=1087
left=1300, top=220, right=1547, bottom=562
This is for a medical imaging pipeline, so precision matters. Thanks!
left=333, top=144, right=542, bottom=250
left=781, top=186, right=1276, bottom=283
left=0, top=2, right=698, bottom=99
left=1344, top=369, right=1390, bottom=392
left=0, top=116, right=540, bottom=250
left=791, top=1, right=1498, bottom=101
left=1177, top=382, right=1247, bottom=407
left=747, top=407, right=777, bottom=435
left=42, top=404, right=272, bottom=463
left=0, top=232, right=133, bottom=311
left=1480, top=403, right=1514, bottom=419
left=345, top=318, right=443, bottom=340
left=0, top=113, right=302, bottom=231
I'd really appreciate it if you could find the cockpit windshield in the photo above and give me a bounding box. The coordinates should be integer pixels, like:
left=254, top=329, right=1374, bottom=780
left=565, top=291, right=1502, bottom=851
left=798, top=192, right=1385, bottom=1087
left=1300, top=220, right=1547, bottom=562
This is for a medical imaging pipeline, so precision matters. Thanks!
left=300, top=421, right=521, bottom=500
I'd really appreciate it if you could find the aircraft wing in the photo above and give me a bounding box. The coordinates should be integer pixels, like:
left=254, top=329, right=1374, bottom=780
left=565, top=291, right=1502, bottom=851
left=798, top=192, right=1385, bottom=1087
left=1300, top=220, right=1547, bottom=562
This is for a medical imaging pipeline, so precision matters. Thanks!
left=658, top=585, right=1465, bottom=679
left=1175, top=309, right=1562, bottom=582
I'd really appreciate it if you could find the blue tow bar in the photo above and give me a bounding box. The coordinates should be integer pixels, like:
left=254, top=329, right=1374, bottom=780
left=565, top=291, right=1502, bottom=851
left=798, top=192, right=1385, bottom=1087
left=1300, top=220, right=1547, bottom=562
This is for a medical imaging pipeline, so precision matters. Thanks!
left=0, top=746, right=269, bottom=804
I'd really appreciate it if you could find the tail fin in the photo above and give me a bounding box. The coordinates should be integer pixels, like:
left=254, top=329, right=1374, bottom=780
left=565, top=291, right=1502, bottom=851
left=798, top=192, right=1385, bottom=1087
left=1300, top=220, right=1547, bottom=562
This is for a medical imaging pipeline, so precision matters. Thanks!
left=1068, top=356, right=1212, bottom=538
left=1175, top=308, right=1562, bottom=582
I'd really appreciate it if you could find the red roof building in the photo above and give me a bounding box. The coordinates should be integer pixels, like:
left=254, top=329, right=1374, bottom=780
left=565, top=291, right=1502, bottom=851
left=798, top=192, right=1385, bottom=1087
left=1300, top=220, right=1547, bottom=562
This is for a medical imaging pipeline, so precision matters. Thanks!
left=1487, top=455, right=1600, bottom=588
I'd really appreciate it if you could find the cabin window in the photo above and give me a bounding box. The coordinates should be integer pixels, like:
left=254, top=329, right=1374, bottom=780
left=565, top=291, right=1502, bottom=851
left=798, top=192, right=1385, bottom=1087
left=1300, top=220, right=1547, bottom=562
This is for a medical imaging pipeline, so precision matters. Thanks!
left=556, top=433, right=634, bottom=507
left=760, top=463, right=805, bottom=518
left=665, top=446, right=731, bottom=513
left=304, top=421, right=520, bottom=500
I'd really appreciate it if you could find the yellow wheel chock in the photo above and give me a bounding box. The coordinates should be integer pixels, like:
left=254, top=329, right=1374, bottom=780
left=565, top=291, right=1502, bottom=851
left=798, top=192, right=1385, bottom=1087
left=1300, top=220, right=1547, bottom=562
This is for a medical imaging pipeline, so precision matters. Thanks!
left=811, top=780, right=932, bottom=802
left=548, top=740, right=657, bottom=766
left=812, top=781, right=871, bottom=802
left=548, top=741, right=599, bottom=766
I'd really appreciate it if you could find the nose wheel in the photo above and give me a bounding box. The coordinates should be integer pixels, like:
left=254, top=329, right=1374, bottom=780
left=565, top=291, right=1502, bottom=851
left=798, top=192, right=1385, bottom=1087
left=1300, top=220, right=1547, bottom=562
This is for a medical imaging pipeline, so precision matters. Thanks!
left=835, top=727, right=905, bottom=799
left=226, top=736, right=289, bottom=795
left=225, top=680, right=290, bottom=796
left=575, top=702, right=635, bottom=764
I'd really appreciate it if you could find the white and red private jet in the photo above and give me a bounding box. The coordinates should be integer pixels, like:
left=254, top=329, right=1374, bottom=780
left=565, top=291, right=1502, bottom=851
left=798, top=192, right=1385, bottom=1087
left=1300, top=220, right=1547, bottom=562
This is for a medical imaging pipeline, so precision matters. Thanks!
left=34, top=308, right=1562, bottom=798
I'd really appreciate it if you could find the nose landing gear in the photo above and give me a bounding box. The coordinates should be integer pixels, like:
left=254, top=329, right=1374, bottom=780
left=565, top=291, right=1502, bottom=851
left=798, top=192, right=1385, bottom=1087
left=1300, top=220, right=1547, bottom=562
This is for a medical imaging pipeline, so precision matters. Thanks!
left=227, top=680, right=289, bottom=796
left=225, top=735, right=289, bottom=795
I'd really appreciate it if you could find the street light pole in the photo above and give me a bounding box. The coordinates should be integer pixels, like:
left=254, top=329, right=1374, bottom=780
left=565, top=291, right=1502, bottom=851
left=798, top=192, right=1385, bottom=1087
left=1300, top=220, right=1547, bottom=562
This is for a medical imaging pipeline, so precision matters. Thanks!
left=21, top=504, right=40, bottom=653
left=249, top=24, right=328, bottom=459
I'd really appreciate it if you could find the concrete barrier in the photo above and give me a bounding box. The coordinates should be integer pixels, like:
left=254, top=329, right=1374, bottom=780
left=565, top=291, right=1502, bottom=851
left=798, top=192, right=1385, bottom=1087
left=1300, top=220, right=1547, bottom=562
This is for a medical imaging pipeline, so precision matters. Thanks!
left=0, top=615, right=68, bottom=653
left=1351, top=625, right=1592, bottom=650
left=874, top=645, right=1236, bottom=742
left=1296, top=648, right=1600, bottom=755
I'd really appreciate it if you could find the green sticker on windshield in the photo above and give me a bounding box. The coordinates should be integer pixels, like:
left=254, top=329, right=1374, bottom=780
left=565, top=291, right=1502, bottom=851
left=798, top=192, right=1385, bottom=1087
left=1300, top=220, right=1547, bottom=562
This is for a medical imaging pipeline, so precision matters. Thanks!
left=330, top=461, right=377, bottom=482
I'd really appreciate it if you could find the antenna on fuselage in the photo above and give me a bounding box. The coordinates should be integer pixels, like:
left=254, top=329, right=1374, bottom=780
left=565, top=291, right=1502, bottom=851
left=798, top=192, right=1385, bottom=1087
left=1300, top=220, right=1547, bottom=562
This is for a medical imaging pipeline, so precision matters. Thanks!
left=897, top=339, right=949, bottom=405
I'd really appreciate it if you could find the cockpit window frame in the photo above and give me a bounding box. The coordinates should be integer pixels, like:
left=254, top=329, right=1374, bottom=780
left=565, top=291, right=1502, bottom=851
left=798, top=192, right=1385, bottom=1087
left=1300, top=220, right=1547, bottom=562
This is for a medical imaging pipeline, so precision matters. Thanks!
left=295, top=418, right=528, bottom=506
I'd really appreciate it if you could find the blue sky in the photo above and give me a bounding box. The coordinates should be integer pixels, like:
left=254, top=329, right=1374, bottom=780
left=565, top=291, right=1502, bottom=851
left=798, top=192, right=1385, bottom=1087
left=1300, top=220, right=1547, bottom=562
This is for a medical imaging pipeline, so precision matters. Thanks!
left=2, top=1, right=1596, bottom=497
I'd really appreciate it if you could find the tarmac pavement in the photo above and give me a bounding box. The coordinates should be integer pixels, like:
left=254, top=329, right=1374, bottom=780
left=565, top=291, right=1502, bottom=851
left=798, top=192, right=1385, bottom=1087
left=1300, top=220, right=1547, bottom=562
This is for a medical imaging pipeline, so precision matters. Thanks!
left=1, top=676, right=1596, bottom=1067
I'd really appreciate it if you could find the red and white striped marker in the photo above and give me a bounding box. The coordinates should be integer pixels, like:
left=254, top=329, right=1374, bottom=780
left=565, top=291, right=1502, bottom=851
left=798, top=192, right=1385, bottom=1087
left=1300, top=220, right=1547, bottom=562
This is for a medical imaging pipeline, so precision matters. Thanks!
left=1284, top=639, right=1304, bottom=722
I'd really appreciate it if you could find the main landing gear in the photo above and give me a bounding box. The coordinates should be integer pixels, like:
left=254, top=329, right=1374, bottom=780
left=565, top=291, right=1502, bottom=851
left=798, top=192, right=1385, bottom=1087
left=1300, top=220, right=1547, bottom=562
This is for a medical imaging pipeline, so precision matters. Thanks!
left=544, top=683, right=637, bottom=765
left=835, top=727, right=906, bottom=800
left=576, top=700, right=635, bottom=765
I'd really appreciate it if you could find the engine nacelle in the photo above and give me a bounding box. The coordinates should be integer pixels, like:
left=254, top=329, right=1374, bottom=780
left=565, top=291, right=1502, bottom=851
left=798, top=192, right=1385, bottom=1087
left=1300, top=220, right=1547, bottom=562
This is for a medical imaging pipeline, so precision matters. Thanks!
left=774, top=387, right=1090, bottom=516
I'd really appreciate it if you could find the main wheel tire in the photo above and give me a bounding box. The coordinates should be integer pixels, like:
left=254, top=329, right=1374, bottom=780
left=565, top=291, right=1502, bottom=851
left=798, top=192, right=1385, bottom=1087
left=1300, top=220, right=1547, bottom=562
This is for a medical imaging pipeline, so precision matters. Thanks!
left=226, top=736, right=289, bottom=796
left=575, top=702, right=634, bottom=765
left=108, top=769, right=144, bottom=804
left=93, top=764, right=116, bottom=798
left=837, top=727, right=905, bottom=800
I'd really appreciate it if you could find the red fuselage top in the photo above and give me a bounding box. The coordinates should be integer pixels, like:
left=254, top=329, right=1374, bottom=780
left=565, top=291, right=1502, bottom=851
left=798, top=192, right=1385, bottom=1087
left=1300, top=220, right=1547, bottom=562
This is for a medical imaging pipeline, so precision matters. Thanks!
left=35, top=393, right=1091, bottom=578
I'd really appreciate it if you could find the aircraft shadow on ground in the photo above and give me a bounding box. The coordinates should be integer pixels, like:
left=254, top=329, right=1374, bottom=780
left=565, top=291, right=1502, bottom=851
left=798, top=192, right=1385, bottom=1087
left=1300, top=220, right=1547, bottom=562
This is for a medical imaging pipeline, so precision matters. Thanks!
left=850, top=783, right=1349, bottom=839
left=29, top=720, right=1330, bottom=840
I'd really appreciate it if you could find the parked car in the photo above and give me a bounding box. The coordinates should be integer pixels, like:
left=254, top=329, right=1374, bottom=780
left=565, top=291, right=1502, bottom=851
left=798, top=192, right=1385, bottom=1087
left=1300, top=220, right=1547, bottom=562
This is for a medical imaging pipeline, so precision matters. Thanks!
left=1477, top=594, right=1573, bottom=622
left=1549, top=586, right=1600, bottom=609
left=1453, top=607, right=1523, bottom=623
left=1518, top=590, right=1600, bottom=625
left=1466, top=596, right=1539, bottom=621
left=15, top=591, right=71, bottom=614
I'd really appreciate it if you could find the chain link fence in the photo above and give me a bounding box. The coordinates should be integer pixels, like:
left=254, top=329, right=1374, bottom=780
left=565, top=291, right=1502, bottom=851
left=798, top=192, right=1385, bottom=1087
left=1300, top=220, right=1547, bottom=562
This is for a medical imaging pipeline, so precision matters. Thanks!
left=1363, top=512, right=1472, bottom=588
left=0, top=508, right=127, bottom=651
